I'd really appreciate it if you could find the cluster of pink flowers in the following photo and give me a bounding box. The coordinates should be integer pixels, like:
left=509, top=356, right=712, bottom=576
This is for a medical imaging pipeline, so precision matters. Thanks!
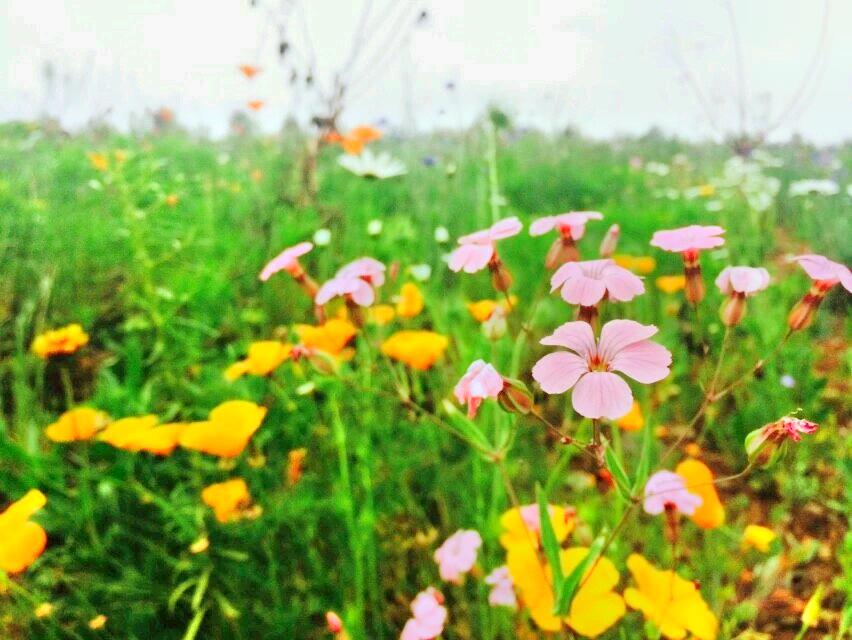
left=400, top=588, right=447, bottom=640
left=433, top=529, right=482, bottom=583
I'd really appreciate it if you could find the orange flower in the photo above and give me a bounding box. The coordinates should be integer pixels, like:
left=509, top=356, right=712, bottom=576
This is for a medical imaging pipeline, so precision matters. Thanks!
left=287, top=448, right=307, bottom=485
left=616, top=400, right=644, bottom=431
left=238, top=64, right=261, bottom=78
left=380, top=330, right=448, bottom=370
left=225, top=341, right=293, bottom=380
left=656, top=275, right=686, bottom=294
left=466, top=297, right=516, bottom=323
left=348, top=125, right=382, bottom=143
left=614, top=255, right=656, bottom=275
left=98, top=416, right=184, bottom=456
left=87, top=152, right=109, bottom=172
left=247, top=100, right=265, bottom=111
left=295, top=319, right=357, bottom=356
left=395, top=283, right=424, bottom=318
left=368, top=304, right=396, bottom=326
left=201, top=478, right=252, bottom=523
left=45, top=407, right=110, bottom=442
left=165, top=194, right=179, bottom=207
left=250, top=168, right=264, bottom=183
left=179, top=400, right=267, bottom=458
left=333, top=125, right=382, bottom=155
left=31, top=323, right=89, bottom=358
left=0, top=490, right=48, bottom=574
left=675, top=459, right=724, bottom=529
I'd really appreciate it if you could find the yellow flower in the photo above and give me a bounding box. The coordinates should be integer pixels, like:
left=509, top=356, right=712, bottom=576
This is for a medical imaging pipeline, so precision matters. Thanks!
left=295, top=318, right=357, bottom=355
left=742, top=525, right=776, bottom=553
left=225, top=341, right=292, bottom=380
left=506, top=543, right=625, bottom=636
left=696, top=184, right=715, bottom=197
left=395, top=283, right=424, bottom=318
left=34, top=602, right=54, bottom=618
left=616, top=401, right=644, bottom=432
left=165, top=194, right=179, bottom=207
left=87, top=152, right=109, bottom=172
left=499, top=504, right=574, bottom=550
left=31, top=323, right=89, bottom=358
left=201, top=478, right=252, bottom=523
left=45, top=407, right=110, bottom=442
left=189, top=537, right=210, bottom=554
left=655, top=275, right=686, bottom=294
left=287, top=448, right=307, bottom=485
left=380, top=330, right=448, bottom=370
left=466, top=296, right=516, bottom=323
left=368, top=304, right=396, bottom=326
left=179, top=400, right=267, bottom=458
left=113, top=149, right=128, bottom=164
left=250, top=168, right=264, bottom=183
left=97, top=415, right=184, bottom=456
left=614, top=255, right=656, bottom=275
left=0, top=490, right=48, bottom=575
left=801, top=584, right=824, bottom=628
left=624, top=554, right=718, bottom=640
left=675, top=458, right=725, bottom=529
left=88, top=614, right=107, bottom=630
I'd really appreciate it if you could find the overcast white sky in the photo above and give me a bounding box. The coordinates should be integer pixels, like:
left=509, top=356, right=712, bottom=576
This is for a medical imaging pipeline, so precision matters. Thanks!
left=1, top=0, right=850, bottom=142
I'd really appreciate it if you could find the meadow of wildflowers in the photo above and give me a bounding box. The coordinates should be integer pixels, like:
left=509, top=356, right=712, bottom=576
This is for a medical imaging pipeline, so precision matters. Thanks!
left=0, top=119, right=849, bottom=640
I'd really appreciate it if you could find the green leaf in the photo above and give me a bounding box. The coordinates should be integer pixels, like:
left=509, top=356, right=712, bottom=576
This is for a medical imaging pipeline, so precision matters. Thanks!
left=554, top=535, right=606, bottom=615
left=181, top=607, right=208, bottom=640
left=632, top=414, right=654, bottom=495
left=604, top=443, right=632, bottom=501
left=535, top=482, right=564, bottom=601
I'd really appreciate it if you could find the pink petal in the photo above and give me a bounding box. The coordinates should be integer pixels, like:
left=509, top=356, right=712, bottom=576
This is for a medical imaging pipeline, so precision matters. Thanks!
left=792, top=254, right=850, bottom=286
left=601, top=264, right=645, bottom=301
left=539, top=321, right=596, bottom=358
left=458, top=228, right=493, bottom=245
left=529, top=216, right=556, bottom=236
left=489, top=216, right=523, bottom=239
left=348, top=280, right=375, bottom=306
left=259, top=241, right=313, bottom=281
left=550, top=262, right=580, bottom=291
left=729, top=266, right=770, bottom=294
left=597, top=319, right=658, bottom=363
left=561, top=273, right=608, bottom=306
left=314, top=279, right=340, bottom=305
left=532, top=352, right=588, bottom=394
left=448, top=244, right=494, bottom=273
left=609, top=340, right=672, bottom=383
left=571, top=371, right=633, bottom=419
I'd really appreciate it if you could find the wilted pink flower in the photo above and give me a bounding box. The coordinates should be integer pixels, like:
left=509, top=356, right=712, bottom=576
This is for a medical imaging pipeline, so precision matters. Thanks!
left=337, top=257, right=387, bottom=287
left=529, top=211, right=603, bottom=239
left=715, top=266, right=771, bottom=295
left=650, top=225, right=726, bottom=253
left=791, top=254, right=852, bottom=292
left=550, top=259, right=644, bottom=306
left=776, top=416, right=818, bottom=442
left=400, top=588, right=447, bottom=640
left=315, top=275, right=375, bottom=306
left=532, top=320, right=672, bottom=419
left=433, top=529, right=482, bottom=583
left=745, top=415, right=819, bottom=465
left=448, top=217, right=522, bottom=273
left=643, top=470, right=703, bottom=516
left=454, top=360, right=505, bottom=418
left=259, top=242, right=314, bottom=281
left=485, top=566, right=517, bottom=609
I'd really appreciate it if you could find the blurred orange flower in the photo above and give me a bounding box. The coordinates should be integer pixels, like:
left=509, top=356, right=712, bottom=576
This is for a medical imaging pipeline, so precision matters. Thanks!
left=0, top=490, right=48, bottom=574
left=238, top=64, right=261, bottom=78
left=614, top=254, right=656, bottom=275
left=87, top=152, right=109, bottom=172
left=656, top=275, right=686, bottom=294
left=295, top=319, right=357, bottom=356
left=466, top=297, right=515, bottom=323
left=201, top=478, right=252, bottom=523
left=368, top=304, right=396, bottom=326
left=98, top=415, right=184, bottom=456
left=179, top=400, right=267, bottom=458
left=225, top=341, right=293, bottom=381
left=616, top=400, right=644, bottom=432
left=247, top=100, right=265, bottom=112
left=675, top=458, right=724, bottom=529
left=329, top=125, right=383, bottom=155
left=165, top=194, right=179, bottom=207
left=45, top=407, right=110, bottom=442
left=31, top=323, right=89, bottom=358
left=380, top=330, right=448, bottom=370
left=395, top=283, right=424, bottom=318
left=287, top=448, right=307, bottom=485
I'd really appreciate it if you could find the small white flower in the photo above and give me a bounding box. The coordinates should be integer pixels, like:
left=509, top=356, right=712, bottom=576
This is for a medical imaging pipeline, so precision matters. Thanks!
left=434, top=226, right=450, bottom=243
left=706, top=200, right=723, bottom=212
left=367, top=219, right=383, bottom=236
left=780, top=374, right=795, bottom=389
left=789, top=179, right=839, bottom=197
left=645, top=161, right=670, bottom=176
left=408, top=264, right=432, bottom=282
left=338, top=149, right=406, bottom=180
left=313, top=228, right=332, bottom=246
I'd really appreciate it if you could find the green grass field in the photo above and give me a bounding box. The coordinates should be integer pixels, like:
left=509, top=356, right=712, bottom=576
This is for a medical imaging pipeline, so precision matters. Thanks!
left=0, top=120, right=849, bottom=639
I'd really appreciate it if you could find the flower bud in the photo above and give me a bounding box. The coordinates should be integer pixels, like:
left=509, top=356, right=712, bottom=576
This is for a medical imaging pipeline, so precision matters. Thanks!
left=497, top=377, right=534, bottom=415
left=577, top=304, right=599, bottom=329
left=720, top=292, right=746, bottom=327
left=326, top=611, right=343, bottom=634
left=545, top=236, right=579, bottom=269
left=599, top=224, right=620, bottom=258
left=306, top=349, right=339, bottom=376
left=489, top=258, right=513, bottom=292
left=787, top=280, right=832, bottom=331
left=744, top=426, right=782, bottom=467
left=482, top=307, right=507, bottom=340
left=682, top=250, right=705, bottom=305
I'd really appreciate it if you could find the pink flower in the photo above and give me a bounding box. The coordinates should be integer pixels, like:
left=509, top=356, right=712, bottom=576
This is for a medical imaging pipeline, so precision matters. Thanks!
left=776, top=416, right=818, bottom=442
left=643, top=470, right=703, bottom=516
left=485, top=566, right=517, bottom=609
left=529, top=211, right=603, bottom=239
left=433, top=529, right=482, bottom=583
left=791, top=254, right=852, bottom=292
left=259, top=242, right=313, bottom=281
left=532, top=320, right=671, bottom=419
left=448, top=217, right=522, bottom=273
left=550, top=259, right=645, bottom=306
left=454, top=360, right=505, bottom=417
left=325, top=611, right=343, bottom=633
left=400, top=588, right=447, bottom=640
left=315, top=275, right=375, bottom=306
left=337, top=257, right=387, bottom=287
left=715, top=266, right=771, bottom=295
left=650, top=225, right=726, bottom=253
